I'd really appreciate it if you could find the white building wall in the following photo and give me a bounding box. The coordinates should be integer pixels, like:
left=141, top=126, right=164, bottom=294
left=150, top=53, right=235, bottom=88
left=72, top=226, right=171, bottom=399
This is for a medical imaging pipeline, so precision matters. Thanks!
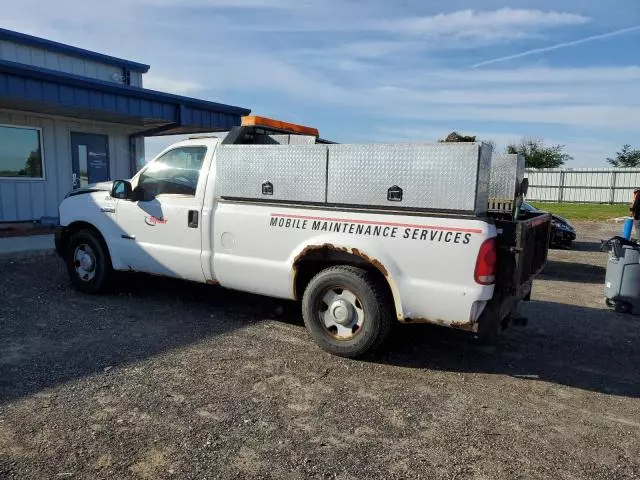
left=0, top=109, right=140, bottom=222
left=0, top=39, right=143, bottom=87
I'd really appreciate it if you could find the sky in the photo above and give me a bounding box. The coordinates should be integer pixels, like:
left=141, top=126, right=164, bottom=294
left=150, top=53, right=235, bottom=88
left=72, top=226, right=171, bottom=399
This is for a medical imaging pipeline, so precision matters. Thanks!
left=2, top=0, right=640, bottom=167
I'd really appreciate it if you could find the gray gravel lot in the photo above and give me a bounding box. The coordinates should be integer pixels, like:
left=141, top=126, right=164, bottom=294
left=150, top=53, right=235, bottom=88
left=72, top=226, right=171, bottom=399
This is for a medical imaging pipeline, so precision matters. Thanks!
left=1, top=221, right=639, bottom=479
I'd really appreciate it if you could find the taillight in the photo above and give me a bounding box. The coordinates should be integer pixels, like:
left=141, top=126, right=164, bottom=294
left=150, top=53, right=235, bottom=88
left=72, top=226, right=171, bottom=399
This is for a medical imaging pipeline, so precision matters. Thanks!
left=474, top=238, right=497, bottom=285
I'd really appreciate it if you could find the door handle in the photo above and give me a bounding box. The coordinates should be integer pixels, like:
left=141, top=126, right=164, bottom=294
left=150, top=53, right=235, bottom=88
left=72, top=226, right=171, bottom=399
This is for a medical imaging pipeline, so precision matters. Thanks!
left=188, top=210, right=199, bottom=228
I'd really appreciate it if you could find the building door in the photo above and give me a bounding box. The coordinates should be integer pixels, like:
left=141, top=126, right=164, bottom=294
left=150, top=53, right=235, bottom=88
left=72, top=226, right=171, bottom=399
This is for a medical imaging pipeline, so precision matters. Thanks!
left=70, top=133, right=110, bottom=190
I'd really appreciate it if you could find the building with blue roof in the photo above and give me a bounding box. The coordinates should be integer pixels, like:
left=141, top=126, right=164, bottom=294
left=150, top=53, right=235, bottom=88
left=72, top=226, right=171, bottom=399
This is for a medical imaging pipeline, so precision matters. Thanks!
left=0, top=28, right=250, bottom=222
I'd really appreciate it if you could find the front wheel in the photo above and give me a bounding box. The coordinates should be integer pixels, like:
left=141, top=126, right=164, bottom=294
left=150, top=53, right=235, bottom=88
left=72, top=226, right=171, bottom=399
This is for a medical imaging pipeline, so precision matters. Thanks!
left=66, top=230, right=112, bottom=294
left=615, top=301, right=632, bottom=314
left=301, top=266, right=394, bottom=358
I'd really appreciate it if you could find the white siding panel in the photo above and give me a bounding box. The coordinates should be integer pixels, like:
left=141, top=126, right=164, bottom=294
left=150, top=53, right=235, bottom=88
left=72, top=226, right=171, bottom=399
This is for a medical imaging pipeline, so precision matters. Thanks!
left=30, top=182, right=46, bottom=219
left=15, top=44, right=31, bottom=64
left=44, top=50, right=59, bottom=70
left=57, top=54, right=74, bottom=74
left=84, top=61, right=98, bottom=80
left=30, top=47, right=46, bottom=68
left=130, top=72, right=143, bottom=87
left=52, top=119, right=69, bottom=216
left=72, top=56, right=86, bottom=76
left=0, top=40, right=18, bottom=61
left=0, top=183, right=17, bottom=221
left=15, top=182, right=33, bottom=219
left=111, top=135, right=130, bottom=180
left=0, top=39, right=126, bottom=84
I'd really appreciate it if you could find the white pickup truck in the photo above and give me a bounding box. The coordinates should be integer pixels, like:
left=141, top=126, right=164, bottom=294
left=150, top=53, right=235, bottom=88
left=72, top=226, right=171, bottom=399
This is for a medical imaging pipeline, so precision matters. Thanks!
left=55, top=116, right=550, bottom=357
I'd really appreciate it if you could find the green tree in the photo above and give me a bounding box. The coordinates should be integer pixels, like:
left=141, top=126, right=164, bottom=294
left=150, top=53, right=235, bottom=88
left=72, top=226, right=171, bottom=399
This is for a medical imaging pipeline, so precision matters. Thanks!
left=439, top=131, right=476, bottom=143
left=606, top=144, right=640, bottom=168
left=24, top=150, right=42, bottom=177
left=507, top=138, right=572, bottom=169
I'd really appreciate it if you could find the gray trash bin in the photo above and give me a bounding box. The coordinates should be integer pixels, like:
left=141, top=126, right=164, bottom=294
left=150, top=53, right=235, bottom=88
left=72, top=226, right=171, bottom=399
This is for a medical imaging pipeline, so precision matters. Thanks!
left=605, top=237, right=640, bottom=314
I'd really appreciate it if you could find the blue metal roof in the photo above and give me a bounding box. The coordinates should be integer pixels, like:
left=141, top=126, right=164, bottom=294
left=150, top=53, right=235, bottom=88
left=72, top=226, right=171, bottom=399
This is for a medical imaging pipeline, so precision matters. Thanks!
left=0, top=59, right=251, bottom=135
left=0, top=27, right=150, bottom=73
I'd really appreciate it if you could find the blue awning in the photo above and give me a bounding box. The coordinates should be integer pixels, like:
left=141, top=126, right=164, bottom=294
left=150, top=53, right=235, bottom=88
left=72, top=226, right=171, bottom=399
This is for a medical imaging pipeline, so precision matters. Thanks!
left=0, top=59, right=251, bottom=135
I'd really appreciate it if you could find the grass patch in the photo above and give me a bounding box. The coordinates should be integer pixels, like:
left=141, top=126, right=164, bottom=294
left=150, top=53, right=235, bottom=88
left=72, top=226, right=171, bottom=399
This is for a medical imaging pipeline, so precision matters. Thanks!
left=530, top=202, right=629, bottom=221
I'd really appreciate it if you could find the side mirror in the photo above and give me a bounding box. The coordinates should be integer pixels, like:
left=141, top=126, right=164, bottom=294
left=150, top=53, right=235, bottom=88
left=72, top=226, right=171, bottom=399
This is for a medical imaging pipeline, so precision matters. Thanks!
left=111, top=180, right=133, bottom=200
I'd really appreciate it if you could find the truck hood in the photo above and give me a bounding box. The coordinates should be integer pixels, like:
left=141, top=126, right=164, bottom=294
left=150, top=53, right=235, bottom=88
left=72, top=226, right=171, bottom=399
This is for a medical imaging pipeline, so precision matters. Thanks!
left=88, top=181, right=114, bottom=191
left=65, top=181, right=113, bottom=199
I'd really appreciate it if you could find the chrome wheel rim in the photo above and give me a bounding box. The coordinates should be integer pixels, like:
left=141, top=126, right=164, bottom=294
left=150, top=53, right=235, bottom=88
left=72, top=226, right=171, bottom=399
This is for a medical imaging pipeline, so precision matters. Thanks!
left=318, top=287, right=364, bottom=340
left=73, top=244, right=97, bottom=282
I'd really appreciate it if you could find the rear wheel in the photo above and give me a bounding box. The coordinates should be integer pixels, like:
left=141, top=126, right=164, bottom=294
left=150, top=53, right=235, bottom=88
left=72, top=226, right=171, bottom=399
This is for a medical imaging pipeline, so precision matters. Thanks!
left=66, top=230, right=112, bottom=294
left=301, top=266, right=393, bottom=358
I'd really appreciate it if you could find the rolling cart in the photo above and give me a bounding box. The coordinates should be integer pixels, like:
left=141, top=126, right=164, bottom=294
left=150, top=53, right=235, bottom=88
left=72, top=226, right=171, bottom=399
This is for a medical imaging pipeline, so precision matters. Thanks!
left=604, top=236, right=640, bottom=314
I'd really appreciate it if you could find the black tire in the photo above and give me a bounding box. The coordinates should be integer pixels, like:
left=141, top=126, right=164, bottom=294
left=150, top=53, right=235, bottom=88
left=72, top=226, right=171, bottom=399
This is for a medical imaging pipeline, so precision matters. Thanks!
left=301, top=265, right=394, bottom=358
left=66, top=229, right=113, bottom=294
left=615, top=301, right=632, bottom=314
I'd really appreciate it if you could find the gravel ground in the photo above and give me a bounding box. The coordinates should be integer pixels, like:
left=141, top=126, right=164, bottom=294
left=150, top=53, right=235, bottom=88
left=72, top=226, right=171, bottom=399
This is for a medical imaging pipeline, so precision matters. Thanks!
left=1, top=221, right=639, bottom=479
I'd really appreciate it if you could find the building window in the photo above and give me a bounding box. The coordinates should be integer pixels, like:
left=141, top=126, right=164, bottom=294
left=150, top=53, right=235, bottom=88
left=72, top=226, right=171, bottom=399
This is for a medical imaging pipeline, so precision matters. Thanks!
left=0, top=125, right=44, bottom=179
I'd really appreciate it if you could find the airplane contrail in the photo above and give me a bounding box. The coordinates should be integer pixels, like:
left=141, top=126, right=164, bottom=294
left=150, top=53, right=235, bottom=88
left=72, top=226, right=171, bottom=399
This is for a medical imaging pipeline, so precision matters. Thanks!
left=472, top=24, right=640, bottom=68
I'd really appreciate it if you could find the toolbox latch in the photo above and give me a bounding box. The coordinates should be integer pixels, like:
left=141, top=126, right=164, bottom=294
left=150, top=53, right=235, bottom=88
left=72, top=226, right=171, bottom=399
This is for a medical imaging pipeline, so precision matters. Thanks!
left=262, top=181, right=274, bottom=196
left=387, top=185, right=403, bottom=202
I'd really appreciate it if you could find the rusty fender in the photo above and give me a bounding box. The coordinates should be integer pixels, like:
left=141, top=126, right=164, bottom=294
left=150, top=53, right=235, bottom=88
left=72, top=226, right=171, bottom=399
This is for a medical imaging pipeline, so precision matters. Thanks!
left=291, top=243, right=402, bottom=318
left=403, top=316, right=479, bottom=333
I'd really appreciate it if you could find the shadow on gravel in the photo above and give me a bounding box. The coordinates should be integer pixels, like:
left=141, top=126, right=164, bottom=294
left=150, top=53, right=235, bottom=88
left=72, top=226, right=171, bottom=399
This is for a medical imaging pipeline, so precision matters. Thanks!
left=0, top=267, right=283, bottom=404
left=572, top=240, right=607, bottom=253
left=373, top=300, right=640, bottom=398
left=538, top=260, right=606, bottom=284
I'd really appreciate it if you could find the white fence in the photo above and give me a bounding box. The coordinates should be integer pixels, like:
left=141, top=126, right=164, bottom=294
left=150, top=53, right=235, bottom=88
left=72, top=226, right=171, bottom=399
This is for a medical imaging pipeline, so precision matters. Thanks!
left=525, top=168, right=640, bottom=204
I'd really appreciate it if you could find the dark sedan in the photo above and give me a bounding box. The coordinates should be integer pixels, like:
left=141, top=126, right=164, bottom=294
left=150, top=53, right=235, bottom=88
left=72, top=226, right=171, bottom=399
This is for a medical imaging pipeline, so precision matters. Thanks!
left=519, top=202, right=576, bottom=248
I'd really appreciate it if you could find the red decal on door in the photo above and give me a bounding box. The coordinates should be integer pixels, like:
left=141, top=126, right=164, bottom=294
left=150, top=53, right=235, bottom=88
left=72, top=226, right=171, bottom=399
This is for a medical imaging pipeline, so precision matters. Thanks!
left=144, top=215, right=168, bottom=226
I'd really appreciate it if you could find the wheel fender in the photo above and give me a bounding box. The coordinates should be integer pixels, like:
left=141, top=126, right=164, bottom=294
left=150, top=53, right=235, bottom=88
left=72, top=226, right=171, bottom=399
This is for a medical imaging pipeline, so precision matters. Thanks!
left=289, top=236, right=405, bottom=320
left=64, top=219, right=119, bottom=269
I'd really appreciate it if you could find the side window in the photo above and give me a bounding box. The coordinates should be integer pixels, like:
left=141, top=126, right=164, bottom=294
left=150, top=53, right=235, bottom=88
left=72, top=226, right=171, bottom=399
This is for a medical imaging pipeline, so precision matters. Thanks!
left=137, top=146, right=207, bottom=197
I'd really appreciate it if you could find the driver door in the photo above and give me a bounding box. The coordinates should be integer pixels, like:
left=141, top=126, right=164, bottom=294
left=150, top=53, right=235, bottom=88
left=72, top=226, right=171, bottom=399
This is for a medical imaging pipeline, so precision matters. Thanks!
left=114, top=145, right=211, bottom=282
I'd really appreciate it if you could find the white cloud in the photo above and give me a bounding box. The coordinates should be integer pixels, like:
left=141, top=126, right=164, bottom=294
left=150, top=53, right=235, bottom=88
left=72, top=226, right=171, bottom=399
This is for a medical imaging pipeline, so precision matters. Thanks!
left=368, top=102, right=640, bottom=131
left=142, top=0, right=295, bottom=7
left=143, top=76, right=204, bottom=95
left=380, top=8, right=588, bottom=38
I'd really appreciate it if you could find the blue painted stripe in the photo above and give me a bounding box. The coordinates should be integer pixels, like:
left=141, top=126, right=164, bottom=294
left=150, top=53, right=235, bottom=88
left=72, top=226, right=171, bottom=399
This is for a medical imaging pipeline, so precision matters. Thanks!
left=0, top=27, right=150, bottom=73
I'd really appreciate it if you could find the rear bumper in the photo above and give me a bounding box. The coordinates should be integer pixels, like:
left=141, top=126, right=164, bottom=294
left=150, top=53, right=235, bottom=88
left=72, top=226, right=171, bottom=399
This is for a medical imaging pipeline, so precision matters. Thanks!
left=54, top=226, right=67, bottom=257
left=552, top=230, right=576, bottom=244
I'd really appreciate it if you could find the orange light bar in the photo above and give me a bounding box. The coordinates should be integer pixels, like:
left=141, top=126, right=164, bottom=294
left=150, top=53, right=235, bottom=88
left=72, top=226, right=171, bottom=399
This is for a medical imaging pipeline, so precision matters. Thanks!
left=242, top=115, right=319, bottom=137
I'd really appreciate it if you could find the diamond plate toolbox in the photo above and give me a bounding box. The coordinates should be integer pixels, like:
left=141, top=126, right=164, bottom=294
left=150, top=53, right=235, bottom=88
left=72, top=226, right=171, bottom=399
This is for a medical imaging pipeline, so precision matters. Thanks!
left=326, top=143, right=492, bottom=214
left=216, top=145, right=328, bottom=203
left=489, top=153, right=525, bottom=200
